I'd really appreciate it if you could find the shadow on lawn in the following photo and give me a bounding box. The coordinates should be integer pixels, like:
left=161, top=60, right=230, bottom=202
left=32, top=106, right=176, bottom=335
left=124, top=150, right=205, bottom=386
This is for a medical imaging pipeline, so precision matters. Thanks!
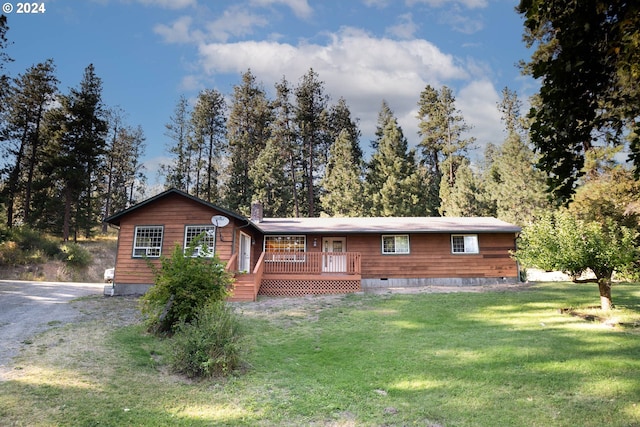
left=371, top=283, right=640, bottom=426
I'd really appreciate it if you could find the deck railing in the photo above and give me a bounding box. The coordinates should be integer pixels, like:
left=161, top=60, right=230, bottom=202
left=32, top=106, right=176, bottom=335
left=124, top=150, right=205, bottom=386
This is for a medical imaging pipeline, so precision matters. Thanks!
left=262, top=252, right=361, bottom=275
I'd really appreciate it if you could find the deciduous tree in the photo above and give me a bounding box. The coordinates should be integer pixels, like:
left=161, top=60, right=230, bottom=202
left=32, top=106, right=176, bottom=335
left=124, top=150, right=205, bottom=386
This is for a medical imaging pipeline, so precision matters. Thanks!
left=518, top=0, right=640, bottom=201
left=514, top=210, right=638, bottom=310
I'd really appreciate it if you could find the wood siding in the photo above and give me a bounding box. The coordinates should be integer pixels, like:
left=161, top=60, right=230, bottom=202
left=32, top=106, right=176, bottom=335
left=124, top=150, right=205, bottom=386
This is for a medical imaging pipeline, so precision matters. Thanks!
left=112, top=193, right=259, bottom=285
left=345, top=233, right=518, bottom=279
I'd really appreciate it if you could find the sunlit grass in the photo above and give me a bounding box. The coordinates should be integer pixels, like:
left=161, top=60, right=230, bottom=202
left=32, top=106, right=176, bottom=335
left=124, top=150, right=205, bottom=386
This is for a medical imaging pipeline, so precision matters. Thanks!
left=1, top=282, right=639, bottom=426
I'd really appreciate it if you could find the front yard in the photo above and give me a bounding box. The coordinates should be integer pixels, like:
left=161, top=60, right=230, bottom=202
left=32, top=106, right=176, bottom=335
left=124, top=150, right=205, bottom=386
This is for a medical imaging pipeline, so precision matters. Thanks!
left=1, top=282, right=639, bottom=426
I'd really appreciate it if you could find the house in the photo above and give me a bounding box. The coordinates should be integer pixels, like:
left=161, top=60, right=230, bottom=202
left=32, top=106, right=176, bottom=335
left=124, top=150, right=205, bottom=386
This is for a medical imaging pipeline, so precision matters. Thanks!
left=104, top=188, right=522, bottom=301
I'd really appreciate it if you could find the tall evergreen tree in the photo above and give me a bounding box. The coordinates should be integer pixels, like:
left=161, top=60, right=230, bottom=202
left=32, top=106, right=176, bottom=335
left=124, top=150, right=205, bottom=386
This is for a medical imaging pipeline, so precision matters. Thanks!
left=260, top=77, right=299, bottom=217
left=327, top=97, right=363, bottom=166
left=417, top=85, right=474, bottom=214
left=2, top=59, right=58, bottom=227
left=365, top=101, right=425, bottom=217
left=484, top=88, right=550, bottom=225
left=249, top=138, right=292, bottom=217
left=294, top=68, right=331, bottom=217
left=439, top=159, right=490, bottom=217
left=161, top=96, right=192, bottom=192
left=224, top=70, right=272, bottom=214
left=101, top=108, right=146, bottom=232
left=41, top=64, right=107, bottom=240
left=0, top=14, right=11, bottom=103
left=320, top=129, right=365, bottom=216
left=191, top=88, right=226, bottom=202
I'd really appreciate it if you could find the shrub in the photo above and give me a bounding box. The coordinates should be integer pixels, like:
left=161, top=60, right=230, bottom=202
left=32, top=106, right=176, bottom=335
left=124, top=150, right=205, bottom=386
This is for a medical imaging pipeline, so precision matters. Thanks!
left=0, top=227, right=61, bottom=266
left=59, top=243, right=93, bottom=269
left=169, top=301, right=244, bottom=378
left=141, top=236, right=234, bottom=334
left=0, top=241, right=23, bottom=266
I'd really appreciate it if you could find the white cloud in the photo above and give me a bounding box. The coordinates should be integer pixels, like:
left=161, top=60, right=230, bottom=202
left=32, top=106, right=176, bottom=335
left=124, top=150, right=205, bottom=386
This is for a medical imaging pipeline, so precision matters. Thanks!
left=385, top=13, right=419, bottom=40
left=197, top=27, right=469, bottom=146
left=457, top=79, right=502, bottom=153
left=439, top=9, right=484, bottom=34
left=206, top=6, right=269, bottom=42
left=250, top=0, right=313, bottom=19
left=153, top=16, right=196, bottom=44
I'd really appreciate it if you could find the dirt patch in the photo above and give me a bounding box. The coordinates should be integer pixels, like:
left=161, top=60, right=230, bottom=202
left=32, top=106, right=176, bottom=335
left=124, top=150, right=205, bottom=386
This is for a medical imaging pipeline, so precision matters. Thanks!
left=233, top=282, right=533, bottom=321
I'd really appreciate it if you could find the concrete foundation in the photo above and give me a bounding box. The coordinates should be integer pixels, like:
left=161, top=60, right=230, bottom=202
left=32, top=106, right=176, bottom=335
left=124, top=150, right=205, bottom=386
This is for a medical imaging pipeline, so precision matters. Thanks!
left=104, top=283, right=153, bottom=296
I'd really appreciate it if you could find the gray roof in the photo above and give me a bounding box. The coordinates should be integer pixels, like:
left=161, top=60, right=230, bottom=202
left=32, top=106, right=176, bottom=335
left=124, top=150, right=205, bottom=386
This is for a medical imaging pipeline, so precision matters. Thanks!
left=253, top=216, right=521, bottom=234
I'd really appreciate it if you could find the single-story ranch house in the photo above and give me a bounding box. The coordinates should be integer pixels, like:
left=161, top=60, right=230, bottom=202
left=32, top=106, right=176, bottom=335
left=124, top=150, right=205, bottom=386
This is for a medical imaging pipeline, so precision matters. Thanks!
left=104, top=188, right=522, bottom=301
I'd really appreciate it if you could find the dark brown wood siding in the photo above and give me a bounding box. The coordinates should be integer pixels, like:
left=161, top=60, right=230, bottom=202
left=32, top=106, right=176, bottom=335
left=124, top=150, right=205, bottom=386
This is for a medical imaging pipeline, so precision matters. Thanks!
left=112, top=193, right=258, bottom=285
left=345, top=232, right=517, bottom=279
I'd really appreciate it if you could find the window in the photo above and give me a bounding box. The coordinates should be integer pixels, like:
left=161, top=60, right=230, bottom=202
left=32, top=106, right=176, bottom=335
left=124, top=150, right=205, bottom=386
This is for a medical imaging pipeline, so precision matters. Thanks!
left=133, top=226, right=163, bottom=257
left=184, top=225, right=216, bottom=257
left=265, top=235, right=306, bottom=261
left=382, top=235, right=410, bottom=254
left=451, top=234, right=479, bottom=254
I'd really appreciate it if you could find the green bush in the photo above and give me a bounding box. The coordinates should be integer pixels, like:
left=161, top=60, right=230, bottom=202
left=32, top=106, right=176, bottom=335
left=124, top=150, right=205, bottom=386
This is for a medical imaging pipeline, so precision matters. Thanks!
left=169, top=301, right=244, bottom=378
left=0, top=226, right=61, bottom=266
left=59, top=243, right=93, bottom=269
left=0, top=241, right=23, bottom=266
left=141, top=237, right=234, bottom=334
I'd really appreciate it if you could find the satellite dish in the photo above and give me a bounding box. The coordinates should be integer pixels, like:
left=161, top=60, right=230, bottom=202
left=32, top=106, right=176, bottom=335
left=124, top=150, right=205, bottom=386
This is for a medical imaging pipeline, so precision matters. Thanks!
left=211, top=215, right=230, bottom=227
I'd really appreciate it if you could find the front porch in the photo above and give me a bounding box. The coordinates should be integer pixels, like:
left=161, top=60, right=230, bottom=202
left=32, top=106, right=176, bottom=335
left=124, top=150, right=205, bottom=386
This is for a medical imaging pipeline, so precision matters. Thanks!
left=227, top=252, right=362, bottom=301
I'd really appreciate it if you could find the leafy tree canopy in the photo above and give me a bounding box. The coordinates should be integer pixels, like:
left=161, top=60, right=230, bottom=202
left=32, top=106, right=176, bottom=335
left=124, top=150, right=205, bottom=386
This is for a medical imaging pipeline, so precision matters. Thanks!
left=518, top=0, right=640, bottom=202
left=514, top=210, right=638, bottom=310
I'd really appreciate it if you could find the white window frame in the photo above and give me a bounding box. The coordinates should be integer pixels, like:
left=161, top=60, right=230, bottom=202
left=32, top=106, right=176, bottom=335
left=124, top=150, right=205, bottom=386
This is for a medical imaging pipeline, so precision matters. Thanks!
left=381, top=235, right=410, bottom=254
left=184, top=225, right=217, bottom=257
left=451, top=234, right=479, bottom=254
left=264, top=235, right=306, bottom=262
left=132, top=225, right=164, bottom=258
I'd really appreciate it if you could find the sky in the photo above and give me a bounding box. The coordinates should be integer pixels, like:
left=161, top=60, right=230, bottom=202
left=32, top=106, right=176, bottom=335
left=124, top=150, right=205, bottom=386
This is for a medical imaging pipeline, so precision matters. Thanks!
left=3, top=0, right=536, bottom=188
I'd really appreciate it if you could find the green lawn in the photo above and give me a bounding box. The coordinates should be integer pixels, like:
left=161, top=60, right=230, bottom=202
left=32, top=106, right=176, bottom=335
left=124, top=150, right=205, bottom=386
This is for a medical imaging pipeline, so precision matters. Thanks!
left=1, top=282, right=639, bottom=426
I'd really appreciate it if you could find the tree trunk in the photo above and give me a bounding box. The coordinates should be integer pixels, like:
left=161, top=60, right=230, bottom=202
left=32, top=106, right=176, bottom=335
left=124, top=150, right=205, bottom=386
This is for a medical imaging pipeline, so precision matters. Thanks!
left=63, top=185, right=72, bottom=242
left=597, top=278, right=612, bottom=311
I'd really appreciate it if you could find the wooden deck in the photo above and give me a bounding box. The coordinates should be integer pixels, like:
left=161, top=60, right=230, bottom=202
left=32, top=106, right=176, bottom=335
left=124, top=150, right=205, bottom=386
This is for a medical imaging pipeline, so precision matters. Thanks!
left=227, top=252, right=362, bottom=301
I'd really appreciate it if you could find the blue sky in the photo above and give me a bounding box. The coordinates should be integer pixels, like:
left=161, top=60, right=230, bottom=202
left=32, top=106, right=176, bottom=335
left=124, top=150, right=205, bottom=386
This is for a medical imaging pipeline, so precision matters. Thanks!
left=4, top=0, right=535, bottom=188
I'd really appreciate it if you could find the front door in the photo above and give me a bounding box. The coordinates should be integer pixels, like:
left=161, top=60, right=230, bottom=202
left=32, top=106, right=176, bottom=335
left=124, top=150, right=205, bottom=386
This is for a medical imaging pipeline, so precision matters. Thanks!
left=239, top=232, right=251, bottom=273
left=322, top=237, right=346, bottom=273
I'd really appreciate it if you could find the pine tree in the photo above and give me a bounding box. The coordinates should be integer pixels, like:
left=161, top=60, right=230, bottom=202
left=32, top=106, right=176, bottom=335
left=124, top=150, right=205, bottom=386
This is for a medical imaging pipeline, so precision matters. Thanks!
left=41, top=64, right=107, bottom=240
left=262, top=77, right=299, bottom=217
left=191, top=88, right=226, bottom=202
left=249, top=138, right=292, bottom=217
left=294, top=68, right=331, bottom=217
left=439, top=159, right=490, bottom=217
left=224, top=70, right=272, bottom=214
left=327, top=97, right=363, bottom=166
left=483, top=88, right=550, bottom=225
left=101, top=108, right=146, bottom=232
left=365, top=101, right=426, bottom=217
left=320, top=129, right=365, bottom=216
left=2, top=59, right=58, bottom=227
left=0, top=14, right=11, bottom=102
left=161, top=96, right=192, bottom=192
left=417, top=85, right=474, bottom=213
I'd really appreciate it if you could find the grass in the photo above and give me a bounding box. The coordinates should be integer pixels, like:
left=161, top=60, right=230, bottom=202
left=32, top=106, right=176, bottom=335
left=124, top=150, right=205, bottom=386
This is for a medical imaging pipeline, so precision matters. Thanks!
left=1, top=282, right=639, bottom=426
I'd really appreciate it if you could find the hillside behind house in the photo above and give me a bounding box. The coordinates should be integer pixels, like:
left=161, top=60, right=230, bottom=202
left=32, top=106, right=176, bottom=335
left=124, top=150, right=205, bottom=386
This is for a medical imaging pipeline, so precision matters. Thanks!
left=0, top=237, right=117, bottom=283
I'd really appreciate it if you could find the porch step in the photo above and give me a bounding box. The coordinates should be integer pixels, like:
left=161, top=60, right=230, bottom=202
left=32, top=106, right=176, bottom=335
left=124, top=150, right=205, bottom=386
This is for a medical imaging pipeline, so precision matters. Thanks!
left=227, top=274, right=258, bottom=302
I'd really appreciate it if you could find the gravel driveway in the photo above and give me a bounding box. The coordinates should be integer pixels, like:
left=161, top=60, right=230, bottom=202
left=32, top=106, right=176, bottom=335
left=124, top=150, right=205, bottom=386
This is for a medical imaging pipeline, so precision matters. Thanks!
left=0, top=280, right=105, bottom=381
